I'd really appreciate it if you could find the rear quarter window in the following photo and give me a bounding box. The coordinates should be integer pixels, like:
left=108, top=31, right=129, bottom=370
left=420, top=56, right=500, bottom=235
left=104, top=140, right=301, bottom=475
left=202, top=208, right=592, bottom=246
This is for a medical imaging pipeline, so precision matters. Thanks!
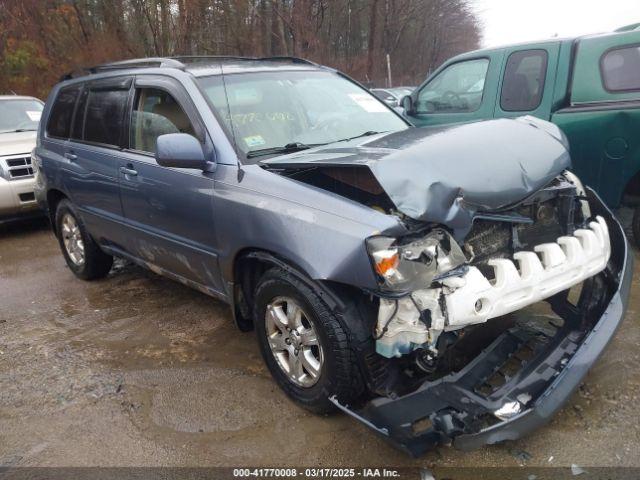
left=601, top=44, right=640, bottom=92
left=500, top=49, right=548, bottom=112
left=46, top=85, right=81, bottom=139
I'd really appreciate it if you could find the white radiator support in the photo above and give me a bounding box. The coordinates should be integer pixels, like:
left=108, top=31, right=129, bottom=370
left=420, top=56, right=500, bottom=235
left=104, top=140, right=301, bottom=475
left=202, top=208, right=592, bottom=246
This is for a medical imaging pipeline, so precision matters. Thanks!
left=375, top=216, right=611, bottom=358
left=444, top=216, right=610, bottom=327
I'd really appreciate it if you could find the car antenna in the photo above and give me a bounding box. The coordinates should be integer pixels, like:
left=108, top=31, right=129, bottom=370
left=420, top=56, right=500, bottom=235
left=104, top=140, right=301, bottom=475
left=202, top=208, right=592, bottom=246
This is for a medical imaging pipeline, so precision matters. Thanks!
left=218, top=63, right=244, bottom=178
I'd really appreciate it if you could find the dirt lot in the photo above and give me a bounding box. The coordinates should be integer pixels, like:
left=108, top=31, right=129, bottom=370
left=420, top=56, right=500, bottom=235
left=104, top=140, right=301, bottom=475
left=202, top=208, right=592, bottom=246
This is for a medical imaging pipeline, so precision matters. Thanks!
left=0, top=217, right=639, bottom=469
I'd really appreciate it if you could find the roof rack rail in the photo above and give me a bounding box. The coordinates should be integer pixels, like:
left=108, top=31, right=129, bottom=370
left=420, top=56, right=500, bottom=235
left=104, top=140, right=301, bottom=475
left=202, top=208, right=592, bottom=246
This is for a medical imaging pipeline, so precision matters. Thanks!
left=257, top=56, right=318, bottom=65
left=60, top=55, right=318, bottom=81
left=170, top=55, right=318, bottom=66
left=170, top=55, right=255, bottom=63
left=60, top=57, right=186, bottom=81
left=89, top=57, right=186, bottom=72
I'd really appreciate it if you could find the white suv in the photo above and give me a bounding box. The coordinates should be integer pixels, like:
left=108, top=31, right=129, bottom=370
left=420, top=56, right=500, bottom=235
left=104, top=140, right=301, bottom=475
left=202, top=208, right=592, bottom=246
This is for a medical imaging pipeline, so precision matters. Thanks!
left=0, top=95, right=44, bottom=222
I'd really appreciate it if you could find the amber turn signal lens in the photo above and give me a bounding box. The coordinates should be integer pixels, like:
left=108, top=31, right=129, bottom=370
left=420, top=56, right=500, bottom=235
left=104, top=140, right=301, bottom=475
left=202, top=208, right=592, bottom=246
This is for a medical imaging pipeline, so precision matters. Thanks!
left=374, top=252, right=399, bottom=277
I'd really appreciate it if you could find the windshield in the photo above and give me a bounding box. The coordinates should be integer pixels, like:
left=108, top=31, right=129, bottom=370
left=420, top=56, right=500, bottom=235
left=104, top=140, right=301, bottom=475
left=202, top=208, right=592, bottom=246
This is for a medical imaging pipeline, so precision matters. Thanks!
left=197, top=71, right=407, bottom=160
left=0, top=99, right=43, bottom=133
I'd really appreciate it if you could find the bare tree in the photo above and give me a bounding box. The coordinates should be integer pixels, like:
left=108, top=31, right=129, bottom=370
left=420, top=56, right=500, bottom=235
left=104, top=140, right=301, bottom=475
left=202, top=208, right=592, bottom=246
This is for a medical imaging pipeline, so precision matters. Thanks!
left=0, top=0, right=481, bottom=97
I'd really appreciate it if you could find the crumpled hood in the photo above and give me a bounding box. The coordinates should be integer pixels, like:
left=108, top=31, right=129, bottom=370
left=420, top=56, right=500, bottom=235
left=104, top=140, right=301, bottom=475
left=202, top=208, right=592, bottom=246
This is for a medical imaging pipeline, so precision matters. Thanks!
left=0, top=131, right=37, bottom=157
left=262, top=117, right=571, bottom=236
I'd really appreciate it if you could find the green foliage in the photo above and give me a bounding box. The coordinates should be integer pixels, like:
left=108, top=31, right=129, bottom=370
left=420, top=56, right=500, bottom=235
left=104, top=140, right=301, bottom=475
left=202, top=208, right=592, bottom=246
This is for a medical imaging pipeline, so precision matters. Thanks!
left=2, top=40, right=48, bottom=76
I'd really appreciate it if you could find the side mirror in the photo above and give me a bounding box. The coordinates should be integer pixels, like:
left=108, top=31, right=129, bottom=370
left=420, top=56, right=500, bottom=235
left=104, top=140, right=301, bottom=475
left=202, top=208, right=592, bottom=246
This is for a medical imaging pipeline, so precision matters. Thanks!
left=155, top=133, right=212, bottom=171
left=401, top=95, right=415, bottom=115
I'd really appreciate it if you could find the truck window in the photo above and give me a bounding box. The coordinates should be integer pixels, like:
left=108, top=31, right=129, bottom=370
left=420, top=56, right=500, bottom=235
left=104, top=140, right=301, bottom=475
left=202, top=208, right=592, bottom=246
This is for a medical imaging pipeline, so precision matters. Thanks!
left=82, top=88, right=129, bottom=147
left=500, top=49, right=548, bottom=112
left=46, top=85, right=81, bottom=139
left=129, top=88, right=195, bottom=154
left=415, top=59, right=489, bottom=114
left=601, top=45, right=640, bottom=92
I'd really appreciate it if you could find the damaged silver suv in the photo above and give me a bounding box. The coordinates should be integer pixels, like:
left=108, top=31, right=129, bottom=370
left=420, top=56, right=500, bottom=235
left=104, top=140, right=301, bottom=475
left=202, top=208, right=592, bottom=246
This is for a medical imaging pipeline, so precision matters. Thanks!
left=34, top=57, right=633, bottom=455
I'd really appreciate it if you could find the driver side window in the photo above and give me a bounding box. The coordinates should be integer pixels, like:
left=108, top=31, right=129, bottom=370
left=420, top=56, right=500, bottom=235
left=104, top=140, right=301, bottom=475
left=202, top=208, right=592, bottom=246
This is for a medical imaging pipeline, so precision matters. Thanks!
left=130, top=88, right=195, bottom=154
left=416, top=59, right=489, bottom=114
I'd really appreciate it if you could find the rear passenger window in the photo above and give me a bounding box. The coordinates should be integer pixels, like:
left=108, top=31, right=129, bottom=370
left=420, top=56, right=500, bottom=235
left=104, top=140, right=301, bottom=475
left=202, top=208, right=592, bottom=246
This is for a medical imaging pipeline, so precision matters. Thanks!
left=601, top=45, right=640, bottom=92
left=83, top=88, right=129, bottom=147
left=130, top=88, right=195, bottom=154
left=46, top=85, right=81, bottom=139
left=500, top=49, right=548, bottom=112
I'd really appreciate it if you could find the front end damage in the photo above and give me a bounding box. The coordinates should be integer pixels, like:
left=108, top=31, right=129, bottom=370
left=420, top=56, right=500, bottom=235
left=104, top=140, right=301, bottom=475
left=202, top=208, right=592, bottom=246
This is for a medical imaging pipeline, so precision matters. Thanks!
left=333, top=187, right=633, bottom=456
left=262, top=119, right=633, bottom=455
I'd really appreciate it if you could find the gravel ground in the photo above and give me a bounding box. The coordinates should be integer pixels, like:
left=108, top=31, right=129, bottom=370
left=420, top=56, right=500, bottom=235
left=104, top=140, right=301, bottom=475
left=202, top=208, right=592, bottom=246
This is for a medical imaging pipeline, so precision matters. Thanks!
left=0, top=216, right=638, bottom=469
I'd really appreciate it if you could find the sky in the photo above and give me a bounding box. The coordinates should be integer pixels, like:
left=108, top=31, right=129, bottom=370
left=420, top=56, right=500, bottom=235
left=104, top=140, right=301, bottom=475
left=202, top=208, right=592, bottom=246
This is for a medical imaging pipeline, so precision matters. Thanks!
left=473, top=0, right=639, bottom=48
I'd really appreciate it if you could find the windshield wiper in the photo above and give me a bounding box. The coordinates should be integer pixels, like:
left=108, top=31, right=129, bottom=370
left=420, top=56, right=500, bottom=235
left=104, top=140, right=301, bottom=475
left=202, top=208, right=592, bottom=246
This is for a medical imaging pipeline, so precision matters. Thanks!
left=0, top=128, right=38, bottom=133
left=0, top=128, right=38, bottom=134
left=246, top=132, right=388, bottom=158
left=246, top=142, right=318, bottom=158
left=334, top=130, right=387, bottom=143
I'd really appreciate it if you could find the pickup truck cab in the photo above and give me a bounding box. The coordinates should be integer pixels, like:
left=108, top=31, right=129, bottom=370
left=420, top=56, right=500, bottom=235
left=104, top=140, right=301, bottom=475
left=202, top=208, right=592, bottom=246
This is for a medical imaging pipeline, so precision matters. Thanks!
left=402, top=25, right=640, bottom=245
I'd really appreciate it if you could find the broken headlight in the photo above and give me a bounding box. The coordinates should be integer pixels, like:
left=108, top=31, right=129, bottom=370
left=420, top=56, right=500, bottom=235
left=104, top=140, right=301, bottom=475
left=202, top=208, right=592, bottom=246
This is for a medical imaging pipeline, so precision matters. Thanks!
left=366, top=229, right=467, bottom=292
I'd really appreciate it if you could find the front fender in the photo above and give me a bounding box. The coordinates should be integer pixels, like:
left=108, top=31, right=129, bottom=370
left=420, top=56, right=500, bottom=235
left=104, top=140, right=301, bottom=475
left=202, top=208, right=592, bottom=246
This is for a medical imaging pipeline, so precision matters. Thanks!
left=213, top=164, right=406, bottom=291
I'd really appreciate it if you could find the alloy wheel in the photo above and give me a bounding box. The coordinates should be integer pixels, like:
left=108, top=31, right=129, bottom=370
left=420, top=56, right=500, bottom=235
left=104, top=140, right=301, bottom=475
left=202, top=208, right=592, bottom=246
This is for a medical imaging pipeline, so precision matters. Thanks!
left=61, top=213, right=85, bottom=266
left=264, top=296, right=324, bottom=387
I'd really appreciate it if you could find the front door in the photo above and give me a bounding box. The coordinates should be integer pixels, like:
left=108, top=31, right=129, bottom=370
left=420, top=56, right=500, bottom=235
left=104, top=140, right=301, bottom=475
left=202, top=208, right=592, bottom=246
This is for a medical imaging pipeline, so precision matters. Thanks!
left=118, top=79, right=224, bottom=294
left=407, top=53, right=502, bottom=127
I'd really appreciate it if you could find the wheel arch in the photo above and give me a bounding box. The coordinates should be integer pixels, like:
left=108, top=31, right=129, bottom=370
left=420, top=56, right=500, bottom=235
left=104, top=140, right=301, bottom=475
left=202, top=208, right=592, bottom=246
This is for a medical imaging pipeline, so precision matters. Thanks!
left=46, top=188, right=68, bottom=233
left=230, top=248, right=349, bottom=332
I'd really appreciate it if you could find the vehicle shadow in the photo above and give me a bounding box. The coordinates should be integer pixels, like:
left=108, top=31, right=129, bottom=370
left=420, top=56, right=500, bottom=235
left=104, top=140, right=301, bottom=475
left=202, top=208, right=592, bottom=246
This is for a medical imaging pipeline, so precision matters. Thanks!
left=0, top=216, right=50, bottom=238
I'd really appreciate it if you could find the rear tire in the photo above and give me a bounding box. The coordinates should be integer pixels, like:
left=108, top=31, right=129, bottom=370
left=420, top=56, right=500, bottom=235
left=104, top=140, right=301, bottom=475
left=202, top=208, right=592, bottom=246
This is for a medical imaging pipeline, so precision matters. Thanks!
left=633, top=206, right=640, bottom=249
left=254, top=268, right=363, bottom=413
left=55, top=199, right=113, bottom=280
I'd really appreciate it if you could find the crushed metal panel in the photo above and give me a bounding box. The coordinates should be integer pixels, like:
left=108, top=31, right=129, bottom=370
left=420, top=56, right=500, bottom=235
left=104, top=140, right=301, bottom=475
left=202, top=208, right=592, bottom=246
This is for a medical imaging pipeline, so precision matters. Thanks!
left=367, top=117, right=571, bottom=237
left=264, top=117, right=571, bottom=238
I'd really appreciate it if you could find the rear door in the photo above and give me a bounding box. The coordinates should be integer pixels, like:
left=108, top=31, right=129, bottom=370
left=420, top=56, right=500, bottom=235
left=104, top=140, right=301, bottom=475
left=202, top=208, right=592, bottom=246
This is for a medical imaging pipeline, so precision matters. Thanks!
left=494, top=42, right=560, bottom=120
left=552, top=31, right=640, bottom=206
left=62, top=77, right=131, bottom=246
left=117, top=75, right=224, bottom=294
left=42, top=83, right=82, bottom=196
left=407, top=51, right=503, bottom=127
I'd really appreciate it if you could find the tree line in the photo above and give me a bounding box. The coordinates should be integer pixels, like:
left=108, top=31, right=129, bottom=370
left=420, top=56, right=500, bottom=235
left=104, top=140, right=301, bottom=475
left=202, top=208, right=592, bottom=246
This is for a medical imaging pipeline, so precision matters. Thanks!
left=0, top=0, right=481, bottom=99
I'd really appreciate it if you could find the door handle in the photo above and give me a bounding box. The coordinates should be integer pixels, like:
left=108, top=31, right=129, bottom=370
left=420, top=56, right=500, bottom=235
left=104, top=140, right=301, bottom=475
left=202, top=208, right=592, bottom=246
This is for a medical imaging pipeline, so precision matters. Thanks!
left=64, top=152, right=77, bottom=161
left=120, top=165, right=138, bottom=177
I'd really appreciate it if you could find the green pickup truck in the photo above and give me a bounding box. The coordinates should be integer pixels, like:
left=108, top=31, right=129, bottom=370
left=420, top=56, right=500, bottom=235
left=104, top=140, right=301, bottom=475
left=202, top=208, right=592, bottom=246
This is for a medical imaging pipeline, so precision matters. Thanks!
left=402, top=25, right=640, bottom=246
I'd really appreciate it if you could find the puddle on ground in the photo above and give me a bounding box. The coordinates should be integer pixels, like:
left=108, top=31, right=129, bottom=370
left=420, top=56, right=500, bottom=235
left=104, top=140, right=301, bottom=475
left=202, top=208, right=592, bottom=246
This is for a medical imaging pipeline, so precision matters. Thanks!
left=1, top=219, right=639, bottom=466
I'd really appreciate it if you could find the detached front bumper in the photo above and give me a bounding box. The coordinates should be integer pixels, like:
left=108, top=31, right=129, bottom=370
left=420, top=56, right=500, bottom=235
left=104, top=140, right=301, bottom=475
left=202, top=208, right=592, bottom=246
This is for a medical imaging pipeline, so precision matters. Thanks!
left=333, top=188, right=634, bottom=456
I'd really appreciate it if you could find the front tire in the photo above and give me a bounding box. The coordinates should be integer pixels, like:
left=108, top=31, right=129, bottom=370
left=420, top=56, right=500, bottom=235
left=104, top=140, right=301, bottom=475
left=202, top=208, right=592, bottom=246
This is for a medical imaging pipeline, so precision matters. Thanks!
left=254, top=268, right=363, bottom=413
left=55, top=199, right=113, bottom=280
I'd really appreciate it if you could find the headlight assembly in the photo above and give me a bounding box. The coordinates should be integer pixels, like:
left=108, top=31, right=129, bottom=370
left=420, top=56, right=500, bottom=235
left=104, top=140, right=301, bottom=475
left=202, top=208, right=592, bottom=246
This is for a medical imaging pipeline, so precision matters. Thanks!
left=366, top=229, right=467, bottom=292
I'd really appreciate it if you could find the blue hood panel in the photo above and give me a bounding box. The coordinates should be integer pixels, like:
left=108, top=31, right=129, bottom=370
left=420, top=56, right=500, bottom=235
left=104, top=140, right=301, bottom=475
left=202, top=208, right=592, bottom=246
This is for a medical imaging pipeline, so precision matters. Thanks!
left=263, top=117, right=571, bottom=236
